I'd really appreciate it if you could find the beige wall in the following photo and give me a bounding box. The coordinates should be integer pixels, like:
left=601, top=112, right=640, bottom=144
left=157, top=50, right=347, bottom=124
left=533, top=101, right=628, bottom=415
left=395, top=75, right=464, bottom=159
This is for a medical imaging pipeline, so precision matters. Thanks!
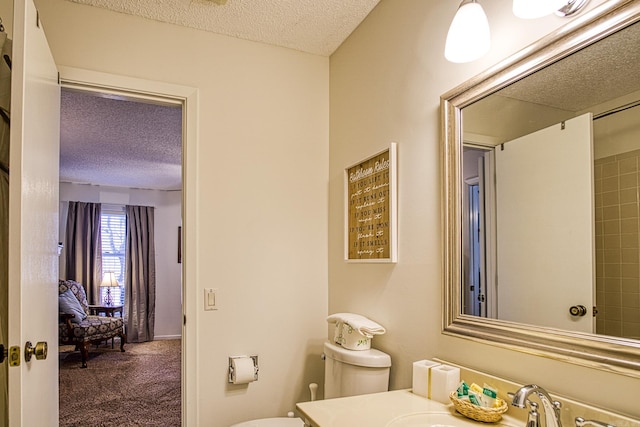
left=35, top=1, right=329, bottom=426
left=330, top=0, right=638, bottom=420
left=58, top=182, right=183, bottom=339
left=592, top=89, right=640, bottom=159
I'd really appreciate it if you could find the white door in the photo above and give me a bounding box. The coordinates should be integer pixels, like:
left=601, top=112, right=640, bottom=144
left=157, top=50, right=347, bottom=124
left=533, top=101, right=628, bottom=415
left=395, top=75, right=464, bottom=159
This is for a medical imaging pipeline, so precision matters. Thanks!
left=495, top=113, right=595, bottom=333
left=7, top=0, right=60, bottom=425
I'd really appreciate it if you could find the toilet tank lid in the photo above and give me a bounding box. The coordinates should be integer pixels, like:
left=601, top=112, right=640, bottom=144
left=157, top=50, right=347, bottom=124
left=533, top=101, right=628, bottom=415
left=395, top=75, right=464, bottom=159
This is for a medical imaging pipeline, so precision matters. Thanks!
left=323, top=341, right=391, bottom=368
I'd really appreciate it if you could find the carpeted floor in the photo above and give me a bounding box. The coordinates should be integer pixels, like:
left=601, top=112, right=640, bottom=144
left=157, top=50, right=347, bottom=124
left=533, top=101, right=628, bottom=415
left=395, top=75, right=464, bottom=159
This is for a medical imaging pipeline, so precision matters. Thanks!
left=59, top=339, right=181, bottom=426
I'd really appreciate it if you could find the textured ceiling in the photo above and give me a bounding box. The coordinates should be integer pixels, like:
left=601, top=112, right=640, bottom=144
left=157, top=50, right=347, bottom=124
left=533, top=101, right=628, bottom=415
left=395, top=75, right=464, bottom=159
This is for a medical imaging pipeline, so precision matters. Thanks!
left=66, top=0, right=381, bottom=56
left=59, top=0, right=381, bottom=191
left=60, top=89, right=183, bottom=191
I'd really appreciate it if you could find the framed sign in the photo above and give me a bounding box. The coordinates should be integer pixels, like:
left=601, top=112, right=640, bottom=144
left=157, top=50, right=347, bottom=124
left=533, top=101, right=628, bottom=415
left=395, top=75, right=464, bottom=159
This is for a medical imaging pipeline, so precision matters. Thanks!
left=344, top=143, right=397, bottom=263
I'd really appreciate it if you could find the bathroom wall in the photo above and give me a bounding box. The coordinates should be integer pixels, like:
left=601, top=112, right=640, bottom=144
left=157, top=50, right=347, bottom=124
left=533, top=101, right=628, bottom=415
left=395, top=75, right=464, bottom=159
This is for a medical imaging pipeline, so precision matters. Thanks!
left=592, top=89, right=640, bottom=160
left=30, top=0, right=640, bottom=423
left=35, top=2, right=329, bottom=426
left=329, top=0, right=639, bottom=419
left=587, top=91, right=640, bottom=339
left=594, top=150, right=640, bottom=339
left=58, top=182, right=183, bottom=339
left=593, top=106, right=640, bottom=339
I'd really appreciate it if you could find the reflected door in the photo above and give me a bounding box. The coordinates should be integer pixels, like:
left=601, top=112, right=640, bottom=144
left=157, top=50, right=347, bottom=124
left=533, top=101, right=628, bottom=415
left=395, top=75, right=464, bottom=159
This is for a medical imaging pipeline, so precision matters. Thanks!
left=495, top=113, right=595, bottom=333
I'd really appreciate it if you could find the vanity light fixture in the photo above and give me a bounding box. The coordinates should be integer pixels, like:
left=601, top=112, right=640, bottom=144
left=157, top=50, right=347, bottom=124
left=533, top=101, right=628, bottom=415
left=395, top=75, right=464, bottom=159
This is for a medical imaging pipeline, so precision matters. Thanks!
left=555, top=0, right=591, bottom=17
left=513, top=0, right=566, bottom=19
left=445, top=0, right=591, bottom=63
left=444, top=0, right=491, bottom=64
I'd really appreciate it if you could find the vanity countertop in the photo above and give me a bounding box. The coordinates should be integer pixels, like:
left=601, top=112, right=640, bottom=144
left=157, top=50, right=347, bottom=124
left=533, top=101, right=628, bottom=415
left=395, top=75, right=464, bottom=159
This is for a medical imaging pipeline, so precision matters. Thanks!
left=296, top=389, right=523, bottom=427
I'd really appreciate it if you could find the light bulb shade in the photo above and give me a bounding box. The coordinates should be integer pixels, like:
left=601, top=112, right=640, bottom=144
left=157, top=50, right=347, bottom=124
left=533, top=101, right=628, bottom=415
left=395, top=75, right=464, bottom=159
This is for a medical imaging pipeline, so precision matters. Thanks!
left=101, top=271, right=119, bottom=287
left=445, top=1, right=491, bottom=63
left=513, top=0, right=566, bottom=19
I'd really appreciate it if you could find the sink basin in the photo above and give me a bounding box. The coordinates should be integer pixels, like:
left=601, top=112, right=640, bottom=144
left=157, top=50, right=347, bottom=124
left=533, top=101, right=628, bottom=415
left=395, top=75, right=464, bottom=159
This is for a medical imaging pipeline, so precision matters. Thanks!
left=385, top=411, right=518, bottom=427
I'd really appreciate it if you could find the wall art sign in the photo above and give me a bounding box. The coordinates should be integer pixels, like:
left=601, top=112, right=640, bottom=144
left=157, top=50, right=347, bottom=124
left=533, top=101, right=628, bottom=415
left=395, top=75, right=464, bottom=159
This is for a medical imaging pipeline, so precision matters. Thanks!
left=344, top=143, right=397, bottom=263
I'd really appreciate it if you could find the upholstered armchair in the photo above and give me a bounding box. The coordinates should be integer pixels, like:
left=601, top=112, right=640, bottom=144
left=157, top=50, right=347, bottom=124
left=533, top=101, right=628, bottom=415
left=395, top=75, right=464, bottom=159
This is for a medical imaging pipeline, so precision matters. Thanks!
left=58, top=279, right=126, bottom=368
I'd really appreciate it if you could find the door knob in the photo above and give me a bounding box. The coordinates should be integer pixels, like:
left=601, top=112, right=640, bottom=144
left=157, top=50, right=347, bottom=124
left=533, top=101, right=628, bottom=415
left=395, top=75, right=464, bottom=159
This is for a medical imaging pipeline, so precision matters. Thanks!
left=569, top=305, right=587, bottom=317
left=24, top=341, right=48, bottom=362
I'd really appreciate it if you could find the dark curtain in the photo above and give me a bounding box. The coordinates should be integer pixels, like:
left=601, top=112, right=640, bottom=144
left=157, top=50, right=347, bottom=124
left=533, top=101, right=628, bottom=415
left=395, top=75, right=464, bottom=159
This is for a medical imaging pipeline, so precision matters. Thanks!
left=65, top=201, right=102, bottom=304
left=125, top=205, right=156, bottom=342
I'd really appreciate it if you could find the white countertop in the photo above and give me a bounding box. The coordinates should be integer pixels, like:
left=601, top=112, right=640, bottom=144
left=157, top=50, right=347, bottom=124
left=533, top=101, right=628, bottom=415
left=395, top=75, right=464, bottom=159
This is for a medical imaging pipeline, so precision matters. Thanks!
left=296, top=389, right=523, bottom=427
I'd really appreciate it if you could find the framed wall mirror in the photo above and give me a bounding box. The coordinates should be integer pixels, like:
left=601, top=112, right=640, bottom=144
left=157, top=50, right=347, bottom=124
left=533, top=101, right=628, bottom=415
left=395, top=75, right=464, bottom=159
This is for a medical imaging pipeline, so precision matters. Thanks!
left=441, top=0, right=640, bottom=376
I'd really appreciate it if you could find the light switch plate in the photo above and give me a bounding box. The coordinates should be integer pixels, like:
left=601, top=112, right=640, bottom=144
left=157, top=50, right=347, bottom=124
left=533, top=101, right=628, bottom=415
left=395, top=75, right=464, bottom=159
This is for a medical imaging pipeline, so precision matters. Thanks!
left=204, top=288, right=218, bottom=311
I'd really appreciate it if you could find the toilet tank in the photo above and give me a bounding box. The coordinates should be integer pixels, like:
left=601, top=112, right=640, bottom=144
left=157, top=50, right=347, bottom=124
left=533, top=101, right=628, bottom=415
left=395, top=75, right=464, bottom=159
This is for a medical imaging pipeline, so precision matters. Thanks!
left=323, top=341, right=391, bottom=399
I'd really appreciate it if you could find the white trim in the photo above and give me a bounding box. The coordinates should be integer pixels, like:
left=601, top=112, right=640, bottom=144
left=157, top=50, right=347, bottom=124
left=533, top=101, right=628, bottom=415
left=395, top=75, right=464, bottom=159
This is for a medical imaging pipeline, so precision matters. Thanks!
left=154, top=335, right=182, bottom=340
left=481, top=151, right=498, bottom=319
left=101, top=203, right=126, bottom=214
left=464, top=176, right=479, bottom=186
left=59, top=66, right=190, bottom=104
left=58, top=66, right=199, bottom=427
left=463, top=132, right=501, bottom=147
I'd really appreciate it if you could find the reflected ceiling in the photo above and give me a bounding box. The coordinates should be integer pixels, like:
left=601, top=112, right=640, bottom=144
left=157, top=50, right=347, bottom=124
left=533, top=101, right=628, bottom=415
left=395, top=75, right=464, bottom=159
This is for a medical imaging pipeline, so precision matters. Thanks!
left=464, top=21, right=640, bottom=145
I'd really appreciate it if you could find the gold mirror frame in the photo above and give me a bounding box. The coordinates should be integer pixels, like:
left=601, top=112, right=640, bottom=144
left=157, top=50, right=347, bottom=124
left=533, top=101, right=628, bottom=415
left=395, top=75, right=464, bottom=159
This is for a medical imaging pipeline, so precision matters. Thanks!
left=441, top=0, right=640, bottom=377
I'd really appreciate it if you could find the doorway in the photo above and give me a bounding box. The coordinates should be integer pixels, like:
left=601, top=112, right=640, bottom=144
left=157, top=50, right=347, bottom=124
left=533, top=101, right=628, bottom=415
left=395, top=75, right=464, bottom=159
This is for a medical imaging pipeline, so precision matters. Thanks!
left=58, top=84, right=183, bottom=424
left=57, top=68, right=197, bottom=425
left=462, top=146, right=496, bottom=319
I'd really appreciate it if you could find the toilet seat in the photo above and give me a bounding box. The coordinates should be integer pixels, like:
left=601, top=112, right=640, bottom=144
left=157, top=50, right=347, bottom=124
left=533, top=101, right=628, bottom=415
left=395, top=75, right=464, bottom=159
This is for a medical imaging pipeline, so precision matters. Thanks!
left=229, top=417, right=304, bottom=427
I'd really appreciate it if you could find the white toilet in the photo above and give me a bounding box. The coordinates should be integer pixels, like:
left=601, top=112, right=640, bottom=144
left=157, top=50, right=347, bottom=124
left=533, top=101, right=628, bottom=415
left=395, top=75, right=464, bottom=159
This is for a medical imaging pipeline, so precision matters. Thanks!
left=230, top=341, right=391, bottom=427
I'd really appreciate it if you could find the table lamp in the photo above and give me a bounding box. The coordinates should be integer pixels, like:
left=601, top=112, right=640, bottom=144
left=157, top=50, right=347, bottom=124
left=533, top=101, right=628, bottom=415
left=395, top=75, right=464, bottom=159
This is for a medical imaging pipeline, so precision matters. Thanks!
left=100, top=271, right=119, bottom=306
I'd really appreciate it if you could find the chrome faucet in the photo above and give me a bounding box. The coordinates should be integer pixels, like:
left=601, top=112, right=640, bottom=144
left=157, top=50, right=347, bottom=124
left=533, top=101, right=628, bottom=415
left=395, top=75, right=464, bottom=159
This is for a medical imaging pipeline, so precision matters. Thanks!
left=511, top=384, right=563, bottom=427
left=575, top=417, right=615, bottom=427
left=525, top=401, right=540, bottom=427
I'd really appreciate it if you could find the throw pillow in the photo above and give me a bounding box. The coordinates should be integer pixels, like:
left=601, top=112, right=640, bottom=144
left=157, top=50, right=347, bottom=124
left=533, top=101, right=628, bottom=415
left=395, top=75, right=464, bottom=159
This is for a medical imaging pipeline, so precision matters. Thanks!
left=58, top=289, right=87, bottom=324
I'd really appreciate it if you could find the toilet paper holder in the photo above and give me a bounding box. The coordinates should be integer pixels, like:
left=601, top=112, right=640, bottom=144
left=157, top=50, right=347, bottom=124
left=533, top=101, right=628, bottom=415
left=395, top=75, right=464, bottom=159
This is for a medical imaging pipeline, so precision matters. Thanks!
left=228, top=355, right=259, bottom=383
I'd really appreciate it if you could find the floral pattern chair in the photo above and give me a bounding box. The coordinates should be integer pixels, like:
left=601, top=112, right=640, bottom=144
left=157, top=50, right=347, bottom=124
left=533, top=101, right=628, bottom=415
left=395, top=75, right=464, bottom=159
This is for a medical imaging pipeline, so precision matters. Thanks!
left=58, top=279, right=126, bottom=368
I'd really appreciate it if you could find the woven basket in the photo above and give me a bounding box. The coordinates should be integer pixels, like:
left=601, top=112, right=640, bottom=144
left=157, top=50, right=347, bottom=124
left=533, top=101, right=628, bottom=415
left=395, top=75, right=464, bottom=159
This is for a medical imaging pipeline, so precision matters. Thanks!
left=449, top=391, right=508, bottom=423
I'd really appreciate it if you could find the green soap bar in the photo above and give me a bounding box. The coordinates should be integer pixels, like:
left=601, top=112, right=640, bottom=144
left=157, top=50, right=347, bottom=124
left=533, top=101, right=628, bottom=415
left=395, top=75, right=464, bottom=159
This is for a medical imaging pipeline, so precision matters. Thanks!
left=483, top=387, right=497, bottom=398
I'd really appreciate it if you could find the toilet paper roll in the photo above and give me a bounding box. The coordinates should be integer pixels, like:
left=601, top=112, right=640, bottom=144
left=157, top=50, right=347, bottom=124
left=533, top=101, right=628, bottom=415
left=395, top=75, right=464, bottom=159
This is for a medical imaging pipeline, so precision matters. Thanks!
left=231, top=357, right=256, bottom=385
left=430, top=364, right=460, bottom=404
left=411, top=360, right=440, bottom=398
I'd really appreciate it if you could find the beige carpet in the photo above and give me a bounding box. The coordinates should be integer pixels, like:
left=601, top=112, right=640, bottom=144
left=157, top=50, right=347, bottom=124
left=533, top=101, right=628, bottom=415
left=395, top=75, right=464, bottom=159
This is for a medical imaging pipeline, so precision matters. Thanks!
left=59, top=339, right=181, bottom=426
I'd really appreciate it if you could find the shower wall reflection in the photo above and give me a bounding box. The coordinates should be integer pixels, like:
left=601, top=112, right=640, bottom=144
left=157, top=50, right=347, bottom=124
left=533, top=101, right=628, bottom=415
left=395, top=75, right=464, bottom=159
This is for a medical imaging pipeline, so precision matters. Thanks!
left=594, top=104, right=640, bottom=340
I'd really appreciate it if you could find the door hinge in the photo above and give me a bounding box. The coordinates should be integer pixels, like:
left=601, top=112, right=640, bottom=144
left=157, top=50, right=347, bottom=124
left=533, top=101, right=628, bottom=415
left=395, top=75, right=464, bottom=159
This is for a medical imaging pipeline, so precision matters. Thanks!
left=183, top=315, right=186, bottom=326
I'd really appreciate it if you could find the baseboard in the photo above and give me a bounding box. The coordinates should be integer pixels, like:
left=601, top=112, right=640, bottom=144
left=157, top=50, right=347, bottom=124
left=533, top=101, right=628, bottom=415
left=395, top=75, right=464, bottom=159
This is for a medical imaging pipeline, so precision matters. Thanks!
left=154, top=334, right=182, bottom=340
